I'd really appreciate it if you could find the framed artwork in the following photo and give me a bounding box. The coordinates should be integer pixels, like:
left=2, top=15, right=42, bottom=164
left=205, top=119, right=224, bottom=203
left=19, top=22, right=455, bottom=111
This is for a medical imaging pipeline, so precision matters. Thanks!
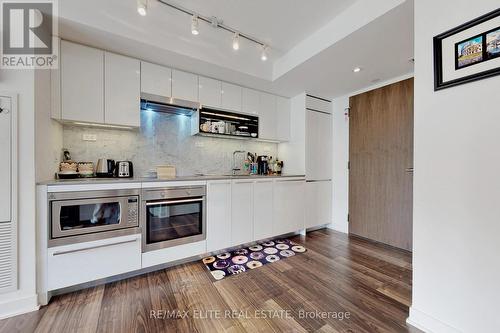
left=434, top=8, right=500, bottom=90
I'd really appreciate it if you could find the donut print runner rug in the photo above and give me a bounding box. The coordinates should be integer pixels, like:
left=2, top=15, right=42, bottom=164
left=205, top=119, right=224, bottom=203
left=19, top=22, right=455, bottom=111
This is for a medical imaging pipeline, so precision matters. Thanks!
left=202, top=238, right=307, bottom=281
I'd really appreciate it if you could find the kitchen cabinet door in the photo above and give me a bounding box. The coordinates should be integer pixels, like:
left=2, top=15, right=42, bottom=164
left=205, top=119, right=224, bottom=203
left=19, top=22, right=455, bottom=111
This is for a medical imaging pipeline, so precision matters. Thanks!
left=221, top=82, right=242, bottom=112
left=305, top=181, right=332, bottom=228
left=276, top=96, right=291, bottom=142
left=306, top=110, right=333, bottom=180
left=198, top=76, right=221, bottom=108
left=242, top=88, right=260, bottom=114
left=61, top=41, right=104, bottom=123
left=206, top=181, right=232, bottom=253
left=231, top=180, right=253, bottom=246
left=273, top=179, right=305, bottom=236
left=105, top=52, right=141, bottom=127
left=141, top=61, right=171, bottom=97
left=259, top=92, right=277, bottom=140
left=172, top=70, right=198, bottom=102
left=253, top=180, right=273, bottom=241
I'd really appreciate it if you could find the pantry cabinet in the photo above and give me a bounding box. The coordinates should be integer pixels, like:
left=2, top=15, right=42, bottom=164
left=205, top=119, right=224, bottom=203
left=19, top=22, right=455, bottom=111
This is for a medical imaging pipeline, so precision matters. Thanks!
left=61, top=40, right=104, bottom=123
left=198, top=76, right=221, bottom=108
left=231, top=180, right=254, bottom=246
left=305, top=181, right=332, bottom=228
left=172, top=70, right=198, bottom=102
left=141, top=61, right=172, bottom=97
left=105, top=52, right=141, bottom=127
left=221, top=82, right=242, bottom=112
left=206, top=180, right=232, bottom=253
left=273, top=179, right=305, bottom=235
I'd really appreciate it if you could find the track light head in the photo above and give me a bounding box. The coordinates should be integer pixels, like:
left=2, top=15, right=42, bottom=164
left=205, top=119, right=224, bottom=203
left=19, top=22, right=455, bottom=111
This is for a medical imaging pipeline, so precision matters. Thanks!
left=261, top=45, right=268, bottom=61
left=232, top=33, right=240, bottom=51
left=137, top=0, right=147, bottom=16
left=191, top=15, right=199, bottom=35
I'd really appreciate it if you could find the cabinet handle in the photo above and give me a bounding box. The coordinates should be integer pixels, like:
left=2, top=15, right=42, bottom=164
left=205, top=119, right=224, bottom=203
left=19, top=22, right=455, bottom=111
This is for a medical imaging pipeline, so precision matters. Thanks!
left=52, top=239, right=138, bottom=256
left=146, top=198, right=203, bottom=206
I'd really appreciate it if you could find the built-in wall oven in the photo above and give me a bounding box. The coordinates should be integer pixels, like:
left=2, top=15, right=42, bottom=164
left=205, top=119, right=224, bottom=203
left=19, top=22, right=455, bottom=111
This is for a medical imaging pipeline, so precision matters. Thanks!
left=49, top=189, right=140, bottom=247
left=141, top=186, right=206, bottom=252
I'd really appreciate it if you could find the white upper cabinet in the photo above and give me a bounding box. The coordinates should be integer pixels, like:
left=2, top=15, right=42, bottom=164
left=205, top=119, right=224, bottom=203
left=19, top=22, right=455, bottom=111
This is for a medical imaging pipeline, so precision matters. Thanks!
left=258, top=92, right=277, bottom=140
left=221, top=82, right=242, bottom=112
left=61, top=40, right=104, bottom=123
left=276, top=96, right=291, bottom=142
left=306, top=95, right=332, bottom=114
left=242, top=88, right=260, bottom=114
left=105, top=52, right=141, bottom=127
left=198, top=76, right=221, bottom=108
left=172, top=69, right=198, bottom=102
left=141, top=61, right=171, bottom=97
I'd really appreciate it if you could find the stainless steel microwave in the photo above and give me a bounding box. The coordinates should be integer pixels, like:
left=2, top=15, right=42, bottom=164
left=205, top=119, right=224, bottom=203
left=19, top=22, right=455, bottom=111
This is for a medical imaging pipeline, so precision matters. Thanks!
left=49, top=189, right=139, bottom=246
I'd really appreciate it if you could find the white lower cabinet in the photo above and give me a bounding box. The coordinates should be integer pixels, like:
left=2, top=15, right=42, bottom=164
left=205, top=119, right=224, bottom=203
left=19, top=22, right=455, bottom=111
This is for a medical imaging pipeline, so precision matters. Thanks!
left=253, top=180, right=274, bottom=241
left=206, top=180, right=232, bottom=253
left=231, top=180, right=254, bottom=246
left=47, top=234, right=141, bottom=291
left=305, top=181, right=332, bottom=228
left=273, top=179, right=305, bottom=236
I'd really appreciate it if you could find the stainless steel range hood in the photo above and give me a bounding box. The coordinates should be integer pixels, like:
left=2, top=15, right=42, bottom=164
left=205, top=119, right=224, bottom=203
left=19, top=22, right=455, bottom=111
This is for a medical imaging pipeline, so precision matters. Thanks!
left=140, top=93, right=200, bottom=116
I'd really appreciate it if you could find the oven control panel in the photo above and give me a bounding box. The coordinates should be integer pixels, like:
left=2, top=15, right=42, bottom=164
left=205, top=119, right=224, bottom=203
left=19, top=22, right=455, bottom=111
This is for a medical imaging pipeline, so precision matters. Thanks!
left=127, top=197, right=139, bottom=224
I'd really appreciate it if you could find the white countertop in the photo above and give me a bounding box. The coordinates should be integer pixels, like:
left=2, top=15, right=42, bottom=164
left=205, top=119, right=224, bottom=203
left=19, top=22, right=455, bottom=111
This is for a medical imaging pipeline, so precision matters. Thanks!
left=38, top=174, right=306, bottom=186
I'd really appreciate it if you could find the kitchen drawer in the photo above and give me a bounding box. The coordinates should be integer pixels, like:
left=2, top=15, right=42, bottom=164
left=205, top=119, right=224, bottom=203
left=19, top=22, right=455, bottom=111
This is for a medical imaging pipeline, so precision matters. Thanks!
left=47, top=234, right=141, bottom=290
left=142, top=240, right=206, bottom=268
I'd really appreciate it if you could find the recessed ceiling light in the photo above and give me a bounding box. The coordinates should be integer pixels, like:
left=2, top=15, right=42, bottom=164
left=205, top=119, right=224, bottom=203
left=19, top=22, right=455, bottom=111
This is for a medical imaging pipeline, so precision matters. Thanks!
left=353, top=67, right=362, bottom=73
left=191, top=15, right=200, bottom=35
left=232, top=32, right=240, bottom=51
left=137, top=0, right=147, bottom=16
left=261, top=45, right=268, bottom=61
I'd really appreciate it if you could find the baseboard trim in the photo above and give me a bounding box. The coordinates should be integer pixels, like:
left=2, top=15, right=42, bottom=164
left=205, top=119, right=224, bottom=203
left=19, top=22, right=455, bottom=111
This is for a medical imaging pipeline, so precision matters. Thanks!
left=0, top=294, right=39, bottom=320
left=407, top=307, right=462, bottom=333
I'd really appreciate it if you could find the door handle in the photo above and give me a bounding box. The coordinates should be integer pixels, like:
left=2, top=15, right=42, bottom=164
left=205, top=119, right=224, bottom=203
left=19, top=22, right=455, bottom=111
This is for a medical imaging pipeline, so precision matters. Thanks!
left=405, top=167, right=414, bottom=173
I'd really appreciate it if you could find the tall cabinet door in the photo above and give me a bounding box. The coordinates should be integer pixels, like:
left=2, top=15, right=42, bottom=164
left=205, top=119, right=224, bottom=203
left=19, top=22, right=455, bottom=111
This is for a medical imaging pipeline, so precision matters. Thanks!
left=105, top=52, right=141, bottom=127
left=206, top=181, right=232, bottom=253
left=306, top=110, right=332, bottom=180
left=61, top=41, right=104, bottom=123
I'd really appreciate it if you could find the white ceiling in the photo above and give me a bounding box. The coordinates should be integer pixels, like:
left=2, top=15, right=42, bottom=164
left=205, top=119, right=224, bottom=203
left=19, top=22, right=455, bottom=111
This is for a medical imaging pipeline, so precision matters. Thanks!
left=57, top=0, right=414, bottom=99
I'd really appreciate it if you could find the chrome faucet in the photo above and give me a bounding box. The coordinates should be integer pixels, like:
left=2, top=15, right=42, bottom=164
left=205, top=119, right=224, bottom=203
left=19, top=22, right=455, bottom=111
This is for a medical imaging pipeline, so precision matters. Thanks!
left=232, top=150, right=246, bottom=175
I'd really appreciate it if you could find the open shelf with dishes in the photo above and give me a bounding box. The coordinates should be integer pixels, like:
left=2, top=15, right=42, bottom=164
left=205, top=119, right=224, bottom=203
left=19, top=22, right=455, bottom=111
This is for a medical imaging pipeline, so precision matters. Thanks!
left=191, top=107, right=259, bottom=139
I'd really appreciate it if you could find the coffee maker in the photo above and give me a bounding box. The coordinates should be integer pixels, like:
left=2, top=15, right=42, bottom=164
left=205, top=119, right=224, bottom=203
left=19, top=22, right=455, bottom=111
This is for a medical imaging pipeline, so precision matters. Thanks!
left=257, top=156, right=268, bottom=175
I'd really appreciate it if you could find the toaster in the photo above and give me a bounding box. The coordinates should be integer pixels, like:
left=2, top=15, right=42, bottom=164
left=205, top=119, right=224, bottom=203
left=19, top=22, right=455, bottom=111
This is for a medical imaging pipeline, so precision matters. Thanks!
left=115, top=161, right=133, bottom=178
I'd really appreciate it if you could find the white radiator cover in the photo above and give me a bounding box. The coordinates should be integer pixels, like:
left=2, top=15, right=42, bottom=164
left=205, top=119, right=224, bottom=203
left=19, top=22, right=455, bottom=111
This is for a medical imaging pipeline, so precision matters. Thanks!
left=0, top=221, right=15, bottom=293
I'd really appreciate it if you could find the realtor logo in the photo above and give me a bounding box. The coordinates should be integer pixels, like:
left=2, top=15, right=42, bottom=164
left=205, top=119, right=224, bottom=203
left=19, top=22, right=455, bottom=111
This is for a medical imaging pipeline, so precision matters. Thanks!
left=1, top=0, right=58, bottom=69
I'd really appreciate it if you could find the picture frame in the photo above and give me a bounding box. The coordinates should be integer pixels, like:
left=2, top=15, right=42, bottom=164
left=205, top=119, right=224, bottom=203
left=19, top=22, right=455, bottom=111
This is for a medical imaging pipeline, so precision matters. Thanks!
left=434, top=8, right=500, bottom=91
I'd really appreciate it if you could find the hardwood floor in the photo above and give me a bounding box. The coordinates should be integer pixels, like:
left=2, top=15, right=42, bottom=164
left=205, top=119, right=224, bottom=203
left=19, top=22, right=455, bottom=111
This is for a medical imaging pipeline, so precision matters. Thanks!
left=0, top=229, right=420, bottom=333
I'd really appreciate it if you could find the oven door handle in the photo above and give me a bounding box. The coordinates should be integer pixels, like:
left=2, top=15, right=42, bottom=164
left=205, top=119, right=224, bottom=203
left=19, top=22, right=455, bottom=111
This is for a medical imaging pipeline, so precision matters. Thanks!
left=145, top=198, right=204, bottom=206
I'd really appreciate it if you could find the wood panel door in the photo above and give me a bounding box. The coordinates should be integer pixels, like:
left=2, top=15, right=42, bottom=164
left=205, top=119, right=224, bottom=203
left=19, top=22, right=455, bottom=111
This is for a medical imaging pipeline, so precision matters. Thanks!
left=349, top=78, right=413, bottom=251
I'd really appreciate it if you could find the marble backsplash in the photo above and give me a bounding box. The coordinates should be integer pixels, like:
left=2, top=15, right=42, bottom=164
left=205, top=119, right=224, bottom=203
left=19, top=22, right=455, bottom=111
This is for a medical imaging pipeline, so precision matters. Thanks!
left=62, top=111, right=278, bottom=177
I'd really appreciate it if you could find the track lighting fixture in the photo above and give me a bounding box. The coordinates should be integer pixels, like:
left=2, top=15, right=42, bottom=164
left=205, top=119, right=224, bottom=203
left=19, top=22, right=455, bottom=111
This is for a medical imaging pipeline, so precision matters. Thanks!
left=191, top=15, right=200, bottom=35
left=155, top=1, right=271, bottom=61
left=232, top=33, right=240, bottom=51
left=137, top=0, right=147, bottom=16
left=261, top=45, right=268, bottom=61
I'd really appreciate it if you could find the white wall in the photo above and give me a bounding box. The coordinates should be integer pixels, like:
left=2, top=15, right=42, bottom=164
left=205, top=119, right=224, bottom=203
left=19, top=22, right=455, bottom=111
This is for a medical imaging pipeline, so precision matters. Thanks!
left=278, top=93, right=306, bottom=175
left=0, top=70, right=38, bottom=318
left=330, top=97, right=349, bottom=233
left=409, top=1, right=500, bottom=332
